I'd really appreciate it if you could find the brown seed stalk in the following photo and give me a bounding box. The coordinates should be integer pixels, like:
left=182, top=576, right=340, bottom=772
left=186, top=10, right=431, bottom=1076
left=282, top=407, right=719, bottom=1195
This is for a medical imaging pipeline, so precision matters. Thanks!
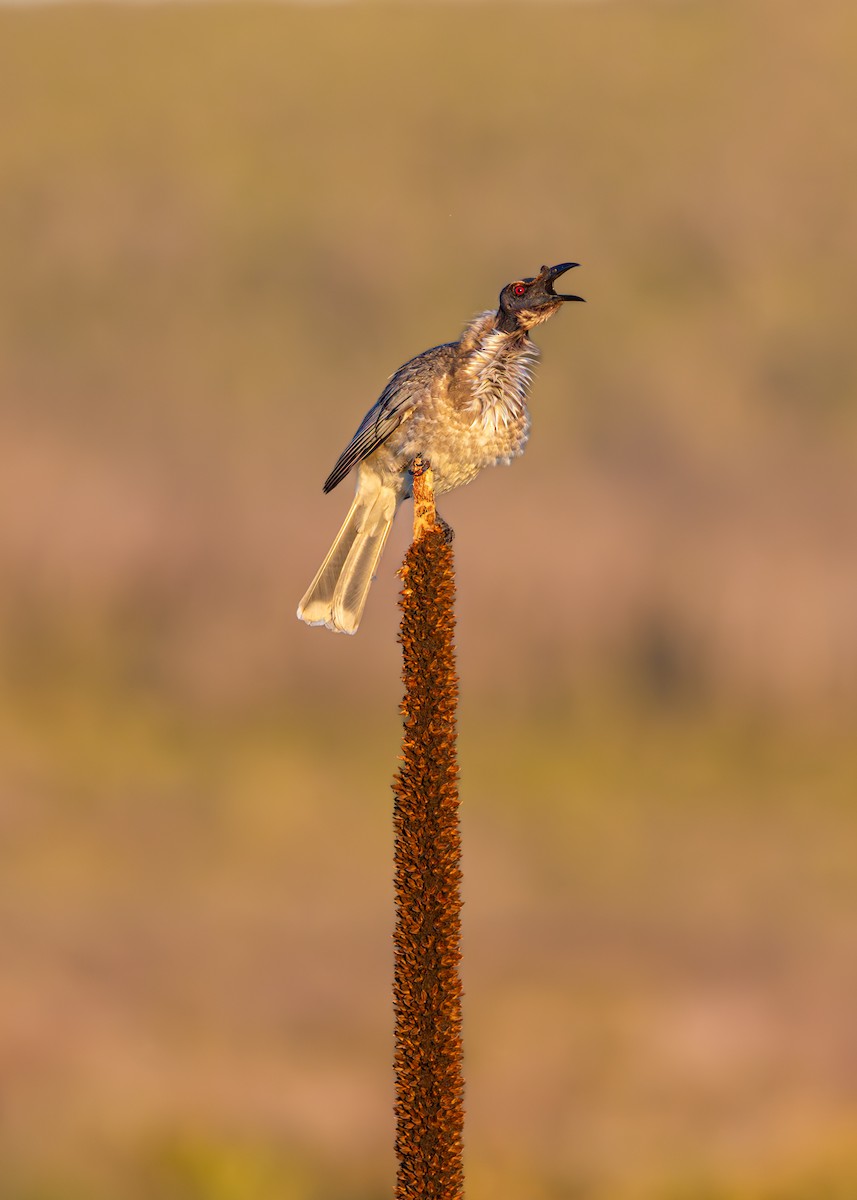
left=392, top=458, right=464, bottom=1199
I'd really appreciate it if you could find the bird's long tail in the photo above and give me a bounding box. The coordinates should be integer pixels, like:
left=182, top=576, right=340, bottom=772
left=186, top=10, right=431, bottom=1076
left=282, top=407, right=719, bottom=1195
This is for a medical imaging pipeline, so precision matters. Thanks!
left=297, top=478, right=400, bottom=634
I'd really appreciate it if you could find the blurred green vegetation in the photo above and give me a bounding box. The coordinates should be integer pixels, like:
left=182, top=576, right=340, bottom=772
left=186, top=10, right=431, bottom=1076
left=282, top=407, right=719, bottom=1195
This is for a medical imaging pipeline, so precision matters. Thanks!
left=1, top=1, right=857, bottom=1197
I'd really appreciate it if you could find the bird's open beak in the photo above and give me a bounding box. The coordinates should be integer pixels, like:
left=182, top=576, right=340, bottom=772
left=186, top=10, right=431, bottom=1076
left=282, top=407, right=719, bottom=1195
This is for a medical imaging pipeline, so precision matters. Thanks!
left=543, top=262, right=585, bottom=303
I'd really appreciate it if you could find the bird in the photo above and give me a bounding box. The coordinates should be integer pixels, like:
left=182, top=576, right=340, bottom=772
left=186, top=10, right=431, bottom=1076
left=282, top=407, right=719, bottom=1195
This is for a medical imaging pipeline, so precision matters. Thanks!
left=297, top=262, right=584, bottom=634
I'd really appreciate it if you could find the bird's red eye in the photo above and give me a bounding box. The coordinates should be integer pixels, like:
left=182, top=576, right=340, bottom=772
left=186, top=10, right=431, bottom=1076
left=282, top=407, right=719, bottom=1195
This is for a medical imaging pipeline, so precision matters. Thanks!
left=513, top=283, right=527, bottom=296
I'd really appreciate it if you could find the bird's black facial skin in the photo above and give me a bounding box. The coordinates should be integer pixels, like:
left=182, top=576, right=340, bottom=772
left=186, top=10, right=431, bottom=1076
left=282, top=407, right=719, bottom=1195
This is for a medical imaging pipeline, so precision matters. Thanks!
left=497, top=262, right=584, bottom=332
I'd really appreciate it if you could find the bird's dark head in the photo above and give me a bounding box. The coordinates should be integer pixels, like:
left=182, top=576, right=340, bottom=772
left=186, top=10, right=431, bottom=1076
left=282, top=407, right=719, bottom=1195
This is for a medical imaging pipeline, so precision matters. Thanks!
left=497, top=262, right=584, bottom=333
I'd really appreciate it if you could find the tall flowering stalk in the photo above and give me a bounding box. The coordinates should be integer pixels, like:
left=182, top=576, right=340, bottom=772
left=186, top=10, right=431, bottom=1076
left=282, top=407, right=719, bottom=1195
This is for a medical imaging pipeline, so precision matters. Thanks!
left=392, top=458, right=464, bottom=1199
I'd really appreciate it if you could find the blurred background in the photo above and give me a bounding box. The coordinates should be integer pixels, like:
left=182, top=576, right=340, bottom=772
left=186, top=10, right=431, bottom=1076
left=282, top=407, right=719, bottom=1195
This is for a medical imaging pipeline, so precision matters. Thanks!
left=2, top=1, right=857, bottom=1196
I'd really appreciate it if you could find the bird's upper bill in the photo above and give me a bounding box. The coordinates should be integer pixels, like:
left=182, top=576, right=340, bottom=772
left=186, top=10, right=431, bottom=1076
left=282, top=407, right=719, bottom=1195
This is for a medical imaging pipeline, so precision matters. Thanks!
left=537, top=262, right=585, bottom=303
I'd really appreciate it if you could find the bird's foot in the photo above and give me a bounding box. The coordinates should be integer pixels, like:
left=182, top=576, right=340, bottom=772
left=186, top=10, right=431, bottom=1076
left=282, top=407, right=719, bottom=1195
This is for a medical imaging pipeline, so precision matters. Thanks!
left=436, top=514, right=455, bottom=545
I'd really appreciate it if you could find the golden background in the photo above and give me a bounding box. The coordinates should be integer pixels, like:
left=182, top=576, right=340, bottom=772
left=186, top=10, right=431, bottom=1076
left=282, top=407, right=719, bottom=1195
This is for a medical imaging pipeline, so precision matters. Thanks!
left=1, top=2, right=856, bottom=1196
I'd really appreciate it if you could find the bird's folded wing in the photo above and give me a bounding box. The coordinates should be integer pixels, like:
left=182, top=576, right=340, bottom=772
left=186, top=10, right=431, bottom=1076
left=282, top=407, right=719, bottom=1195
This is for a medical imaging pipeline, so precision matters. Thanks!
left=322, top=349, right=444, bottom=494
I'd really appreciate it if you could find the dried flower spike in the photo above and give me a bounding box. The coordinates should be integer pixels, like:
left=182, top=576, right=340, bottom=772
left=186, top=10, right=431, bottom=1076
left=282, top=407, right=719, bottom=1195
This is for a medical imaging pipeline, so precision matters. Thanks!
left=392, top=460, right=464, bottom=1199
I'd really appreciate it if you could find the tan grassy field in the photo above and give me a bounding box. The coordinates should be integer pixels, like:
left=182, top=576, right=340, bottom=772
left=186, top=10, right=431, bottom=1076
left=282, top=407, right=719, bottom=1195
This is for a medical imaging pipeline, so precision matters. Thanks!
left=1, top=2, right=857, bottom=1197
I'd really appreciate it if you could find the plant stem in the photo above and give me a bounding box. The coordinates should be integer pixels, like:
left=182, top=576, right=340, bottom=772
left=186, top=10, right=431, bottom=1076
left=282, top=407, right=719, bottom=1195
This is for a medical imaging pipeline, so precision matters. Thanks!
left=392, top=459, right=464, bottom=1199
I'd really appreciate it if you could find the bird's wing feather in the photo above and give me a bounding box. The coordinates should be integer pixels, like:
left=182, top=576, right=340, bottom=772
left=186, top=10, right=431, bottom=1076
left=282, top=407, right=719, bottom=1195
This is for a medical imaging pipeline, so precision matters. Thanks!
left=322, top=346, right=448, bottom=494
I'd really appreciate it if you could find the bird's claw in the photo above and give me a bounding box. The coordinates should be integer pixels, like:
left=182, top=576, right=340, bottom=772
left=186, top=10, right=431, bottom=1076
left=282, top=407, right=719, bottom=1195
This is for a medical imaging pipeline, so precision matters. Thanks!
left=437, top=514, right=455, bottom=545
